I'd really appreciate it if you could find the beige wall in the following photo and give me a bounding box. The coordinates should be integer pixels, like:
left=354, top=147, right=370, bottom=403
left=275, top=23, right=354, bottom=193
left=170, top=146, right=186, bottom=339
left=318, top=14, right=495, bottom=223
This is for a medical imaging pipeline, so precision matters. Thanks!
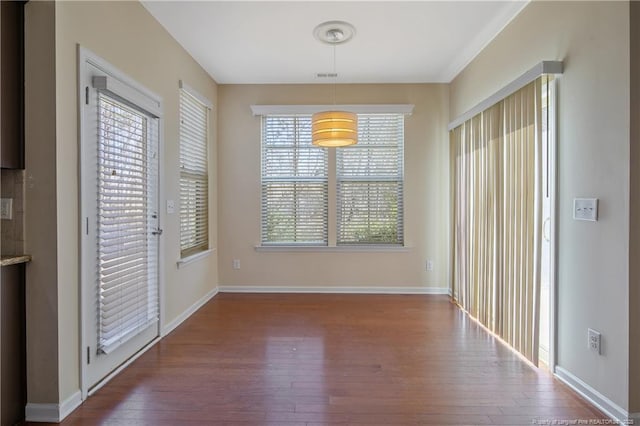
left=24, top=0, right=59, bottom=404
left=451, top=1, right=630, bottom=410
left=629, top=1, right=640, bottom=414
left=25, top=0, right=219, bottom=405
left=218, top=84, right=450, bottom=289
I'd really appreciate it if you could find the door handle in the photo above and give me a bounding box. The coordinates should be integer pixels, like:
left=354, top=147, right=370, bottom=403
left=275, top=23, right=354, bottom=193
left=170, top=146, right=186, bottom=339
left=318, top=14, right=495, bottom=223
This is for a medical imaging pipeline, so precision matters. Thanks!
left=152, top=228, right=163, bottom=236
left=543, top=218, right=550, bottom=242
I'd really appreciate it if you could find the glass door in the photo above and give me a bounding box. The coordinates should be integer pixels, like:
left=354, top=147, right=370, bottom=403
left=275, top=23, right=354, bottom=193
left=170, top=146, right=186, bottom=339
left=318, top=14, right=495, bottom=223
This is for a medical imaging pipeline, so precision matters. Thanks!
left=538, top=77, right=556, bottom=368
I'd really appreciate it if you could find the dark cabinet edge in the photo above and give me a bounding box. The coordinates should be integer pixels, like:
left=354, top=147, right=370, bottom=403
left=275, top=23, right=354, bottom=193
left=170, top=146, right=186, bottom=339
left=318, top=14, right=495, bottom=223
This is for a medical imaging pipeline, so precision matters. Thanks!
left=1, top=0, right=26, bottom=169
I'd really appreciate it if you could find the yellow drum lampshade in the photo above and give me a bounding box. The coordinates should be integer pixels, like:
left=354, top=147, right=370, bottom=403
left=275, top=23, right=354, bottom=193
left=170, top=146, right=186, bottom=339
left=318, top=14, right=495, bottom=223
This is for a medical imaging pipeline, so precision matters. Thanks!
left=311, top=111, right=358, bottom=147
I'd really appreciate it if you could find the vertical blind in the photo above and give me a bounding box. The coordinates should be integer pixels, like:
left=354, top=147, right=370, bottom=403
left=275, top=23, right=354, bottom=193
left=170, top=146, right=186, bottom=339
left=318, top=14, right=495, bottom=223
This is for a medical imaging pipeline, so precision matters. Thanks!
left=261, top=115, right=328, bottom=244
left=179, top=89, right=209, bottom=257
left=97, top=92, right=159, bottom=354
left=451, top=77, right=545, bottom=364
left=337, top=113, right=404, bottom=245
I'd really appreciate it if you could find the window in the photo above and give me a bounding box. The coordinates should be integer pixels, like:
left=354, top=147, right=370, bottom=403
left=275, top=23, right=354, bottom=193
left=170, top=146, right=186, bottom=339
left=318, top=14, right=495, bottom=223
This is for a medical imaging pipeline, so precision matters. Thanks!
left=337, top=114, right=404, bottom=245
left=96, top=91, right=159, bottom=353
left=260, top=111, right=405, bottom=246
left=179, top=86, right=210, bottom=257
left=261, top=116, right=328, bottom=245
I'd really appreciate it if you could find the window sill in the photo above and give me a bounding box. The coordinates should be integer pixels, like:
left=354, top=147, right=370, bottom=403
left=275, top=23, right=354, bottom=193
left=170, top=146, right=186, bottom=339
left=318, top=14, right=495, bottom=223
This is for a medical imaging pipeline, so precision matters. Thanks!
left=254, top=245, right=410, bottom=253
left=177, top=248, right=215, bottom=269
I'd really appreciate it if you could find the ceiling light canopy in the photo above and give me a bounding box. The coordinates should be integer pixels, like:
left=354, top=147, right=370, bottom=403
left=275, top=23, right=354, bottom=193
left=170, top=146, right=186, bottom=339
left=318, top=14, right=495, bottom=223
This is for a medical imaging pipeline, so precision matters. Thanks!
left=311, top=21, right=357, bottom=148
left=313, top=21, right=356, bottom=45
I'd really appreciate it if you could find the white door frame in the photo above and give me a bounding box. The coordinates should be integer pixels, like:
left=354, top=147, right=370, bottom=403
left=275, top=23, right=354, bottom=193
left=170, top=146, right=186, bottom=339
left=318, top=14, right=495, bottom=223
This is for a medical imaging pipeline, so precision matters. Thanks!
left=77, top=46, right=166, bottom=399
left=548, top=78, right=558, bottom=372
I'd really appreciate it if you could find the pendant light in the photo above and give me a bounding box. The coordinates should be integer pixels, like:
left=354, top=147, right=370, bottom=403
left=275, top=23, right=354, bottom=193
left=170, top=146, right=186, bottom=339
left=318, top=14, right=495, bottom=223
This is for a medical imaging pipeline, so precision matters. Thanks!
left=312, top=21, right=357, bottom=147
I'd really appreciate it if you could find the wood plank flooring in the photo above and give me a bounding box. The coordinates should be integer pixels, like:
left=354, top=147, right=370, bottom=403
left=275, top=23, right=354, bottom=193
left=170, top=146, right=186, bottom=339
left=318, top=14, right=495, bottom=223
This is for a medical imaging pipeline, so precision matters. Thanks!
left=32, top=294, right=605, bottom=425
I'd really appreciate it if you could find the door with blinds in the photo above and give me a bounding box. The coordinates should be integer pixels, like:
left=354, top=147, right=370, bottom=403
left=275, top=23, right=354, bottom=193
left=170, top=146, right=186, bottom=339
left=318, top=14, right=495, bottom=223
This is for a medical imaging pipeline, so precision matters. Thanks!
left=80, top=51, right=162, bottom=393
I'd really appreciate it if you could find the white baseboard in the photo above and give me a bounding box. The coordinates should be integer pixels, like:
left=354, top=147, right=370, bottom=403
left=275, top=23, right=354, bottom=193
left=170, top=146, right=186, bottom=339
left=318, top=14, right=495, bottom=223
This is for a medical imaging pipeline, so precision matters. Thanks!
left=25, top=402, right=59, bottom=423
left=59, top=390, right=83, bottom=421
left=25, top=390, right=82, bottom=423
left=162, top=287, right=218, bottom=336
left=554, top=366, right=630, bottom=424
left=218, top=285, right=450, bottom=295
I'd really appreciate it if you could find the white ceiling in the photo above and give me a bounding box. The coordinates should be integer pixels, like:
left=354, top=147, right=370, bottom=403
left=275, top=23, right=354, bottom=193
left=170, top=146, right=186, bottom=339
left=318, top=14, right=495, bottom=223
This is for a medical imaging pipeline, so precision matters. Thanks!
left=142, top=1, right=528, bottom=84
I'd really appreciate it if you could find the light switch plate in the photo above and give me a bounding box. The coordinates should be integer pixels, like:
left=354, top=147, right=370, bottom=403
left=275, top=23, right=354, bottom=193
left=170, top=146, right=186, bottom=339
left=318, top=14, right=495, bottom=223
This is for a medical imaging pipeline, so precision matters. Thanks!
left=166, top=199, right=175, bottom=214
left=0, top=198, right=13, bottom=220
left=573, top=198, right=598, bottom=221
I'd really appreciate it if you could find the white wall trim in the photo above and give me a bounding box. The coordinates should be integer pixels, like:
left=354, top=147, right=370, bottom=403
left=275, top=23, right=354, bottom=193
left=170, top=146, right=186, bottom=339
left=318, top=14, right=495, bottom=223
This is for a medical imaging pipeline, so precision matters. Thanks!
left=59, top=390, right=83, bottom=421
left=179, top=80, right=213, bottom=109
left=250, top=104, right=414, bottom=116
left=218, top=286, right=450, bottom=295
left=438, top=0, right=529, bottom=82
left=81, top=47, right=163, bottom=116
left=25, top=403, right=59, bottom=423
left=162, top=288, right=218, bottom=336
left=176, top=248, right=216, bottom=269
left=25, top=390, right=82, bottom=423
left=448, top=60, right=563, bottom=130
left=255, top=244, right=411, bottom=253
left=554, top=366, right=630, bottom=424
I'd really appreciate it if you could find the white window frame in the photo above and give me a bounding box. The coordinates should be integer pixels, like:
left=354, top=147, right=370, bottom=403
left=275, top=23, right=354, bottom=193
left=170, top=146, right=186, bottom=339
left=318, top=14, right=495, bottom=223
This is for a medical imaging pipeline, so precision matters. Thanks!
left=253, top=104, right=413, bottom=250
left=336, top=113, right=405, bottom=246
left=178, top=80, right=212, bottom=261
left=260, top=114, right=329, bottom=246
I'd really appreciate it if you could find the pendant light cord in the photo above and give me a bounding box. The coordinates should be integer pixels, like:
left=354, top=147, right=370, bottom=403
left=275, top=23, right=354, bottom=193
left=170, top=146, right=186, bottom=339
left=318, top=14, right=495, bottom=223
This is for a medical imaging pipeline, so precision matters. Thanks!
left=333, top=44, right=337, bottom=106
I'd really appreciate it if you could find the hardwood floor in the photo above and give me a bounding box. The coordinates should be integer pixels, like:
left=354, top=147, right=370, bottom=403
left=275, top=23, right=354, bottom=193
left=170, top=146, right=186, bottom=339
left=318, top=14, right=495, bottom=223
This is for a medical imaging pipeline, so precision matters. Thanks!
left=35, top=294, right=605, bottom=425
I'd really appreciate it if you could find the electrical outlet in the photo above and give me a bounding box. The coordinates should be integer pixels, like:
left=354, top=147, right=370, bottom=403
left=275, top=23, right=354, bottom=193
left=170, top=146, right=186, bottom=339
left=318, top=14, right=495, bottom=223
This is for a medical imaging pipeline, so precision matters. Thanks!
left=588, top=328, right=601, bottom=354
left=232, top=259, right=241, bottom=270
left=426, top=259, right=434, bottom=272
left=0, top=198, right=13, bottom=220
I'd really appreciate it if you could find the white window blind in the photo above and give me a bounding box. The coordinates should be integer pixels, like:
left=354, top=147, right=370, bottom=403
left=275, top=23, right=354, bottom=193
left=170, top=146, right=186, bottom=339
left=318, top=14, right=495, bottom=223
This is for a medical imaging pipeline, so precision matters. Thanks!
left=261, top=115, right=328, bottom=245
left=179, top=89, right=209, bottom=257
left=336, top=113, right=404, bottom=245
left=97, top=93, right=159, bottom=354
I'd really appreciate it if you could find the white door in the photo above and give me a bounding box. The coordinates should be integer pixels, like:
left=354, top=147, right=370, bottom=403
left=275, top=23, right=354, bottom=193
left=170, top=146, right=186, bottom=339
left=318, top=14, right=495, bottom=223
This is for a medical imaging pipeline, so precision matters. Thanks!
left=80, top=51, right=162, bottom=393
